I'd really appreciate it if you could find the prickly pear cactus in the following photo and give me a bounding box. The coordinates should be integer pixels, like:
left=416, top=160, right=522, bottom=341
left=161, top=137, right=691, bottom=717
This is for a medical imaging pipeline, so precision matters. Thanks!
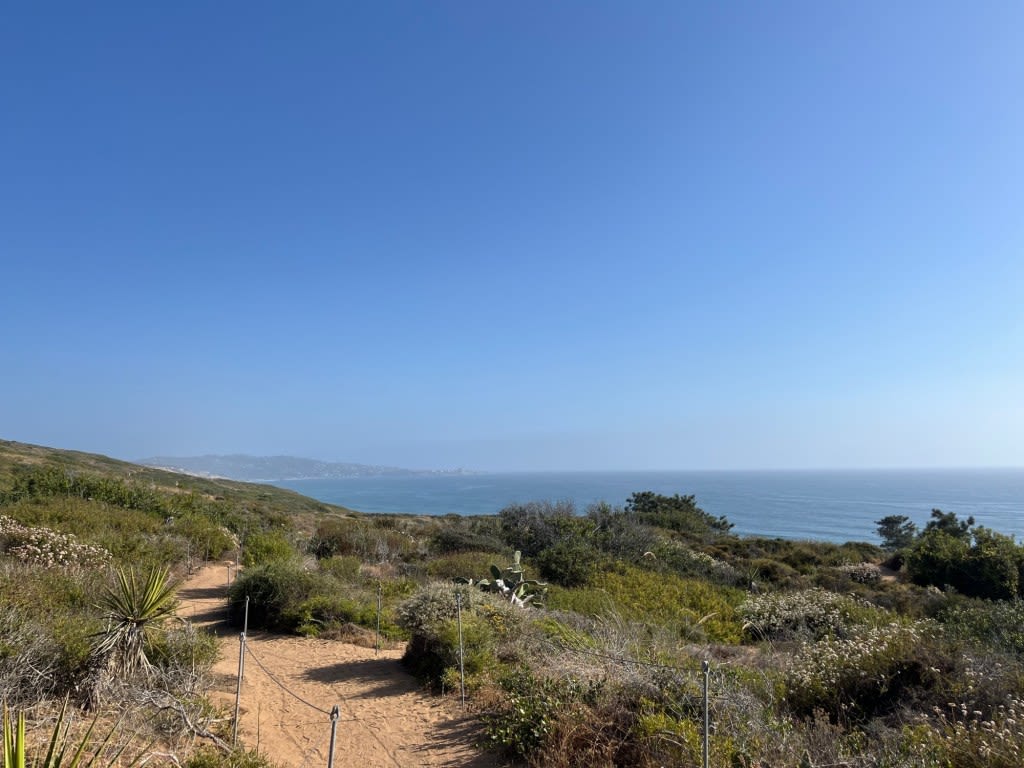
left=457, top=551, right=547, bottom=607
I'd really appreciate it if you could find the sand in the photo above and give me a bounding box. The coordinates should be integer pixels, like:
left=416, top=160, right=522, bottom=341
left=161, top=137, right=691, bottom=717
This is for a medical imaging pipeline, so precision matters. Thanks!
left=176, top=563, right=505, bottom=768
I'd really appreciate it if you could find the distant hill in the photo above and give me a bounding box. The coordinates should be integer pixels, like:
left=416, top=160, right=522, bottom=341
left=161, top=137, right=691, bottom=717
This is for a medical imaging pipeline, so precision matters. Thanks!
left=136, top=454, right=475, bottom=482
left=0, top=439, right=355, bottom=520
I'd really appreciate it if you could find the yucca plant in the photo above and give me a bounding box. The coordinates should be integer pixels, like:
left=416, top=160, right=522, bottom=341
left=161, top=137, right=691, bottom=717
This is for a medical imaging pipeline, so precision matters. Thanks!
left=92, top=566, right=178, bottom=677
left=2, top=698, right=142, bottom=768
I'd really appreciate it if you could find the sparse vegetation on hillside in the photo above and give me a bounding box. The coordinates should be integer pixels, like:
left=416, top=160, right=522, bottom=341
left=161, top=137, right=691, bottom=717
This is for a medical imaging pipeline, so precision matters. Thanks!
left=3, top=440, right=1023, bottom=768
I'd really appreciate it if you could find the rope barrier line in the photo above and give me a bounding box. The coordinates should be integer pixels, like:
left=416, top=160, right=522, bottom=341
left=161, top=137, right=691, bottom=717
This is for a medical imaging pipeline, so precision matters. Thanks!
left=244, top=642, right=333, bottom=716
left=240, top=637, right=403, bottom=766
left=314, top=667, right=405, bottom=767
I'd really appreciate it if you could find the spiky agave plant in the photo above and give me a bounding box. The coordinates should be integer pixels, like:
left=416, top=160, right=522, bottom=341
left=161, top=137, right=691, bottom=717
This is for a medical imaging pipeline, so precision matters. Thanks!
left=92, top=566, right=178, bottom=678
left=2, top=698, right=142, bottom=768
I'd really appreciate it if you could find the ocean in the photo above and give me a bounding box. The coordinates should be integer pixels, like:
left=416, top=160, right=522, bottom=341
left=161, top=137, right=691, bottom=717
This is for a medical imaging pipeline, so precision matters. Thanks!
left=275, top=469, right=1024, bottom=544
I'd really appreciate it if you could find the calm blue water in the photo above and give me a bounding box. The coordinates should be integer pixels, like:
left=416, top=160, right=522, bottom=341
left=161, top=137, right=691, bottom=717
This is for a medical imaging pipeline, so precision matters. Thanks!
left=276, top=469, right=1024, bottom=544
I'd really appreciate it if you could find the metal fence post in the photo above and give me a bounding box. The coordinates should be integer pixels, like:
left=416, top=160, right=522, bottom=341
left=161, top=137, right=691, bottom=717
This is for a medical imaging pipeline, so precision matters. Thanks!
left=375, top=582, right=383, bottom=655
left=233, top=631, right=246, bottom=745
left=456, top=590, right=466, bottom=709
left=327, top=705, right=340, bottom=768
left=232, top=596, right=249, bottom=746
left=702, top=659, right=710, bottom=768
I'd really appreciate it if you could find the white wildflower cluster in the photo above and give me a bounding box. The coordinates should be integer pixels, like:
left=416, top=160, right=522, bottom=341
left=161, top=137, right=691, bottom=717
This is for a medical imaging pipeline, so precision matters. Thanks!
left=669, top=545, right=740, bottom=582
left=787, top=622, right=928, bottom=697
left=739, top=588, right=873, bottom=640
left=932, top=696, right=1024, bottom=764
left=0, top=515, right=111, bottom=569
left=835, top=562, right=882, bottom=584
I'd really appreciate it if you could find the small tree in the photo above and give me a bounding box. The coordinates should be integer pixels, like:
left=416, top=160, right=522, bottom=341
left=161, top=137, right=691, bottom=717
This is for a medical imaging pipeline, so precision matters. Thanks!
left=875, top=515, right=917, bottom=551
left=924, top=509, right=975, bottom=540
left=625, top=491, right=732, bottom=539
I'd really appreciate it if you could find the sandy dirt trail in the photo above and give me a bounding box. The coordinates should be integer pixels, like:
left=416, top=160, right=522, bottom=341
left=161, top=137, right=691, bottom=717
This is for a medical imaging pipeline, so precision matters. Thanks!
left=177, top=563, right=503, bottom=768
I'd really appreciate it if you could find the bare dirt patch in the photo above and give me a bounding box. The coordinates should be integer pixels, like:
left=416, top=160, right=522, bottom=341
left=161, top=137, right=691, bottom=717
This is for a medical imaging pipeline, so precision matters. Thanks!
left=178, top=564, right=505, bottom=768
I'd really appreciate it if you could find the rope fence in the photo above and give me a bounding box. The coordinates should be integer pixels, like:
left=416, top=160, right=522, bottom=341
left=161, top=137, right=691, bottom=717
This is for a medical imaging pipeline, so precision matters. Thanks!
left=228, top=593, right=404, bottom=768
left=243, top=643, right=333, bottom=717
left=219, top=579, right=721, bottom=768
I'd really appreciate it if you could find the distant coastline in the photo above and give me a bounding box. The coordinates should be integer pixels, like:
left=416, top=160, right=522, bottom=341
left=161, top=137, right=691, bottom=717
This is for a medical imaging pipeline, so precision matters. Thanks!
left=276, top=468, right=1024, bottom=544
left=136, top=454, right=478, bottom=483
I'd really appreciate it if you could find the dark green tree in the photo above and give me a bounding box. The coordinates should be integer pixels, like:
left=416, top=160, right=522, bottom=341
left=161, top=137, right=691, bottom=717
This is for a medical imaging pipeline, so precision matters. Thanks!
left=904, top=512, right=1024, bottom=599
left=875, top=515, right=917, bottom=551
left=624, top=491, right=732, bottom=539
left=924, top=508, right=975, bottom=540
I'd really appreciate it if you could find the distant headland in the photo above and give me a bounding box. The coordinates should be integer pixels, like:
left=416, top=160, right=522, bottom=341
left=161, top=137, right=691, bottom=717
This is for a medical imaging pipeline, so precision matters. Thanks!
left=136, top=454, right=477, bottom=482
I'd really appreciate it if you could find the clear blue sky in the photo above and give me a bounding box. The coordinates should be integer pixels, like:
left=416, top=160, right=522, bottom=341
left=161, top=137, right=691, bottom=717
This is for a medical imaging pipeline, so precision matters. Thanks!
left=2, top=3, right=1022, bottom=471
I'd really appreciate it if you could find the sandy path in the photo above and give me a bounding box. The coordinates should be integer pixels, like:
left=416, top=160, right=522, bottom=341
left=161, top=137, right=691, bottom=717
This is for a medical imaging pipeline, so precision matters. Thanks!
left=177, top=563, right=504, bottom=768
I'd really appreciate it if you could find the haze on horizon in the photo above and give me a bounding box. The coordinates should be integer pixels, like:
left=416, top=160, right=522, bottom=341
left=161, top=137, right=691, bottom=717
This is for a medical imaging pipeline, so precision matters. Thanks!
left=3, top=4, right=1023, bottom=474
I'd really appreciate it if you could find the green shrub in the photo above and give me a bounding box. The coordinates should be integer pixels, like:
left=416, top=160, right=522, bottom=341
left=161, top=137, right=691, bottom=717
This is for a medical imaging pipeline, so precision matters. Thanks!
left=227, top=560, right=320, bottom=631
left=536, top=541, right=606, bottom=587
left=0, top=560, right=104, bottom=704
left=498, top=500, right=587, bottom=557
left=397, top=582, right=522, bottom=686
left=739, top=588, right=883, bottom=641
left=294, top=594, right=376, bottom=637
left=308, top=518, right=417, bottom=562
left=241, top=531, right=296, bottom=567
left=171, top=515, right=236, bottom=561
left=425, top=551, right=496, bottom=580
left=309, top=519, right=363, bottom=559
left=430, top=526, right=505, bottom=555
left=484, top=671, right=595, bottom=759
left=746, top=557, right=801, bottom=588
left=547, top=565, right=744, bottom=643
left=185, top=747, right=279, bottom=768
left=938, top=598, right=1024, bottom=655
left=905, top=519, right=1024, bottom=600
left=649, top=540, right=743, bottom=585
left=319, top=554, right=362, bottom=581
left=786, top=621, right=955, bottom=721
left=148, top=623, right=220, bottom=682
left=625, top=491, right=732, bottom=539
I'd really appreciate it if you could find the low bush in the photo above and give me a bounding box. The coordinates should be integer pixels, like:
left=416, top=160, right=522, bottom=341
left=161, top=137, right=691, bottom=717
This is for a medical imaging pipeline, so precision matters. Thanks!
left=309, top=517, right=418, bottom=562
left=739, top=588, right=883, bottom=642
left=170, top=515, right=236, bottom=561
left=498, top=500, right=588, bottom=557
left=484, top=670, right=608, bottom=761
left=0, top=560, right=102, bottom=704
left=319, top=554, right=362, bottom=581
left=938, top=598, right=1024, bottom=655
left=745, top=557, right=801, bottom=588
left=185, top=747, right=280, bottom=768
left=649, top=540, right=744, bottom=586
left=548, top=565, right=744, bottom=643
left=0, top=514, right=112, bottom=570
left=430, top=525, right=505, bottom=555
left=425, top=551, right=497, bottom=581
left=293, top=593, right=401, bottom=639
left=536, top=540, right=607, bottom=587
left=925, top=695, right=1024, bottom=768
left=785, top=621, right=957, bottom=722
left=227, top=560, right=321, bottom=631
left=397, top=582, right=523, bottom=687
left=241, top=530, right=296, bottom=566
left=148, top=623, right=220, bottom=691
